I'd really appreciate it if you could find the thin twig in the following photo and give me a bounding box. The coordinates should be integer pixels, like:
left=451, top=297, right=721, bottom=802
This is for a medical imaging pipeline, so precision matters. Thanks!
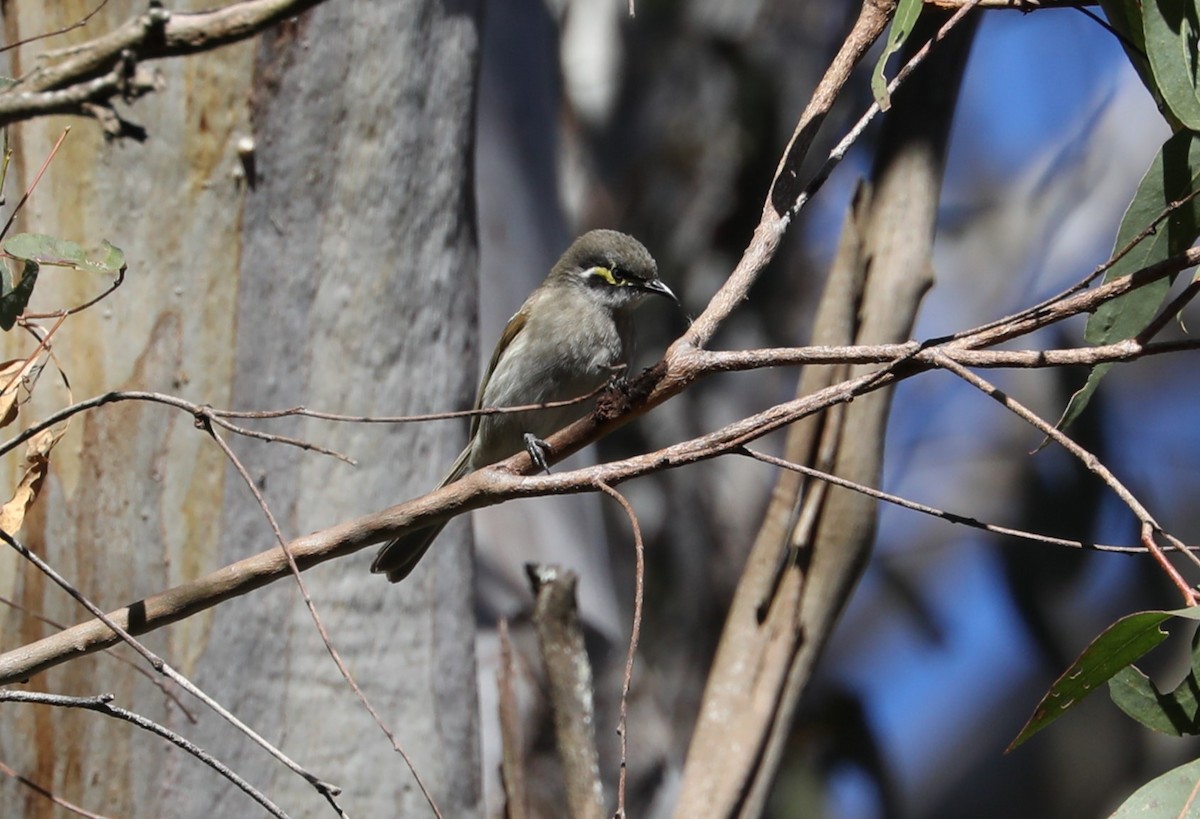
left=935, top=188, right=1200, bottom=347
left=0, top=127, right=70, bottom=242
left=0, top=689, right=290, bottom=819
left=206, top=413, right=356, bottom=464
left=21, top=262, right=126, bottom=320
left=0, top=593, right=197, bottom=721
left=0, top=756, right=112, bottom=819
left=0, top=391, right=353, bottom=463
left=0, top=0, right=111, bottom=55
left=199, top=419, right=443, bottom=819
left=0, top=383, right=621, bottom=465
left=595, top=480, right=645, bottom=819
left=209, top=379, right=615, bottom=421
left=930, top=352, right=1199, bottom=605
left=0, top=528, right=347, bottom=812
left=739, top=448, right=1168, bottom=555
left=1137, top=278, right=1200, bottom=344
left=788, top=0, right=983, bottom=220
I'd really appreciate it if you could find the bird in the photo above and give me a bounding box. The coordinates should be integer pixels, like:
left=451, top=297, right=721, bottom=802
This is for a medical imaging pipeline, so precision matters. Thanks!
left=371, top=229, right=676, bottom=582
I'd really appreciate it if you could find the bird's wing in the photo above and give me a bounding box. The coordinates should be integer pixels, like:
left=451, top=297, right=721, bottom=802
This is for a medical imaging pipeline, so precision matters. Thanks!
left=470, top=305, right=528, bottom=439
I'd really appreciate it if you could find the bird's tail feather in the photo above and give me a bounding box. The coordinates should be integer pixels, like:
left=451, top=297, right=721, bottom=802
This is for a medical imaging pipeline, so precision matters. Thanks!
left=372, top=522, right=449, bottom=582
left=371, top=446, right=473, bottom=583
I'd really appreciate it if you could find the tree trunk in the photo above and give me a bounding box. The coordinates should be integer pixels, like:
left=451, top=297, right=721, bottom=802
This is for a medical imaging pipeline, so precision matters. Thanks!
left=0, top=2, right=483, bottom=816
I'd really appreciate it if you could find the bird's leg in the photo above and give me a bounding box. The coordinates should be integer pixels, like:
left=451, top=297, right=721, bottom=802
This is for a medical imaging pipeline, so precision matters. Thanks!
left=523, top=432, right=552, bottom=474
left=606, top=362, right=629, bottom=391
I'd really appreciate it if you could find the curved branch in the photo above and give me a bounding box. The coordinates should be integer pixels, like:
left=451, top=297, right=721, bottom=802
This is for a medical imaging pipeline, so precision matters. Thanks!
left=0, top=0, right=329, bottom=128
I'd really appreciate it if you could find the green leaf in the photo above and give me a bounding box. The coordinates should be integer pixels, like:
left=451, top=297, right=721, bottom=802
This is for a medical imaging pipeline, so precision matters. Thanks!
left=1109, top=665, right=1200, bottom=736
left=1110, top=626, right=1200, bottom=736
left=1108, top=756, right=1200, bottom=818
left=870, top=0, right=922, bottom=111
left=1008, top=609, right=1200, bottom=750
left=1144, top=0, right=1200, bottom=130
left=1060, top=130, right=1200, bottom=427
left=0, top=259, right=38, bottom=331
left=89, top=240, right=125, bottom=275
left=1100, top=0, right=1169, bottom=121
left=3, top=233, right=125, bottom=274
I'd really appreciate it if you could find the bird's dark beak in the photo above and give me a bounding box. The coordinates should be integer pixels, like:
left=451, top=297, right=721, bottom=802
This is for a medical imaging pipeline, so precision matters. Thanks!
left=642, top=278, right=679, bottom=305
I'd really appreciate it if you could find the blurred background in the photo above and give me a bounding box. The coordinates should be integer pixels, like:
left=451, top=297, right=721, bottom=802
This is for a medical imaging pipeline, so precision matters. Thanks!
left=474, top=1, right=1200, bottom=817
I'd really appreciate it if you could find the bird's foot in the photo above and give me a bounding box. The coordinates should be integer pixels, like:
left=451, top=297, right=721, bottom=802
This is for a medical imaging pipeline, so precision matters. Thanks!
left=606, top=363, right=629, bottom=392
left=523, top=433, right=552, bottom=474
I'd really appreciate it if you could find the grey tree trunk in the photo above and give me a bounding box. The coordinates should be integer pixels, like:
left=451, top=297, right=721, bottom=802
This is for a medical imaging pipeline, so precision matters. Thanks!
left=0, top=3, right=483, bottom=817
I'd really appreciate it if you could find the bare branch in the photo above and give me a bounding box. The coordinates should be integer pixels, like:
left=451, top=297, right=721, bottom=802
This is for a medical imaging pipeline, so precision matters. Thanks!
left=0, top=689, right=290, bottom=819
left=740, top=447, right=1170, bottom=555
left=0, top=0, right=329, bottom=128
left=931, top=353, right=1200, bottom=605
left=0, top=528, right=346, bottom=813
left=0, top=756, right=112, bottom=819
left=595, top=481, right=646, bottom=819
left=200, top=420, right=442, bottom=818
left=0, top=593, right=196, bottom=722
left=678, top=0, right=897, bottom=352
left=527, top=566, right=605, bottom=819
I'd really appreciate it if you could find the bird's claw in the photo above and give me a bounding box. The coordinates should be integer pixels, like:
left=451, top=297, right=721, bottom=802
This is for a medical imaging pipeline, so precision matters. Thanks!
left=524, top=432, right=552, bottom=474
left=606, top=363, right=629, bottom=392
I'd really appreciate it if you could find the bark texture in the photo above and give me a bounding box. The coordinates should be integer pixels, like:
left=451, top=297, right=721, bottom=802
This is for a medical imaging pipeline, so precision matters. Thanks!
left=0, top=2, right=483, bottom=816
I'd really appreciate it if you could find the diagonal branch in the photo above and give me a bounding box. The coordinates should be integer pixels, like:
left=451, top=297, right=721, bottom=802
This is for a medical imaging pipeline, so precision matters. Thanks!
left=931, top=352, right=1200, bottom=604
left=0, top=528, right=346, bottom=812
left=0, top=689, right=290, bottom=819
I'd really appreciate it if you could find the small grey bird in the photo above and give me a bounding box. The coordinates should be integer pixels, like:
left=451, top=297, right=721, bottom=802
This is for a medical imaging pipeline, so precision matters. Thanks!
left=372, top=229, right=676, bottom=582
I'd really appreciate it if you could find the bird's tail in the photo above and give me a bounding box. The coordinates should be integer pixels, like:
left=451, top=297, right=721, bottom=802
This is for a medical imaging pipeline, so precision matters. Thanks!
left=371, top=522, right=449, bottom=583
left=371, top=446, right=473, bottom=583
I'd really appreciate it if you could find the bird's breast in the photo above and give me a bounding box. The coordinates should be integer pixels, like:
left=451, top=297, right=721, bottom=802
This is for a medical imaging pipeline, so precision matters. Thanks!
left=470, top=298, right=629, bottom=467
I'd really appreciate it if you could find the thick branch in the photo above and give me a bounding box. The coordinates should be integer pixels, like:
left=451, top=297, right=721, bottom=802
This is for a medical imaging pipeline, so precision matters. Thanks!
left=0, top=0, right=328, bottom=126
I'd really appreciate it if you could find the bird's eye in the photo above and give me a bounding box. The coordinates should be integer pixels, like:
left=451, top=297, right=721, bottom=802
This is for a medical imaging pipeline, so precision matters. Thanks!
left=589, top=266, right=626, bottom=287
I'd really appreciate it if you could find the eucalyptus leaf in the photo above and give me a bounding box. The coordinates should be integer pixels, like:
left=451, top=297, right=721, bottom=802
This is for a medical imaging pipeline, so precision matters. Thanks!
left=1099, top=0, right=1169, bottom=123
left=870, top=0, right=923, bottom=111
left=1108, top=756, right=1200, bottom=818
left=1144, top=0, right=1200, bottom=130
left=1009, top=607, right=1200, bottom=750
left=1109, top=665, right=1200, bottom=736
left=1061, top=131, right=1200, bottom=428
left=3, top=233, right=125, bottom=274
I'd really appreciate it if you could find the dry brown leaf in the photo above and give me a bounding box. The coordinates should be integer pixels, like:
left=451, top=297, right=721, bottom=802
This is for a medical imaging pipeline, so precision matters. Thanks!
left=0, top=427, right=63, bottom=536
left=0, top=355, right=42, bottom=429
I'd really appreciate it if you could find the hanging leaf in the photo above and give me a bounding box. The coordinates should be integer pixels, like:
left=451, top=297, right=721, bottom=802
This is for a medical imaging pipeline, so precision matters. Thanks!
left=0, top=428, right=62, bottom=537
left=1143, top=0, right=1200, bottom=130
left=1108, top=624, right=1200, bottom=735
left=1009, top=607, right=1200, bottom=751
left=1099, top=0, right=1171, bottom=124
left=871, top=0, right=923, bottom=111
left=1060, top=130, right=1200, bottom=428
left=0, top=355, right=43, bottom=428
